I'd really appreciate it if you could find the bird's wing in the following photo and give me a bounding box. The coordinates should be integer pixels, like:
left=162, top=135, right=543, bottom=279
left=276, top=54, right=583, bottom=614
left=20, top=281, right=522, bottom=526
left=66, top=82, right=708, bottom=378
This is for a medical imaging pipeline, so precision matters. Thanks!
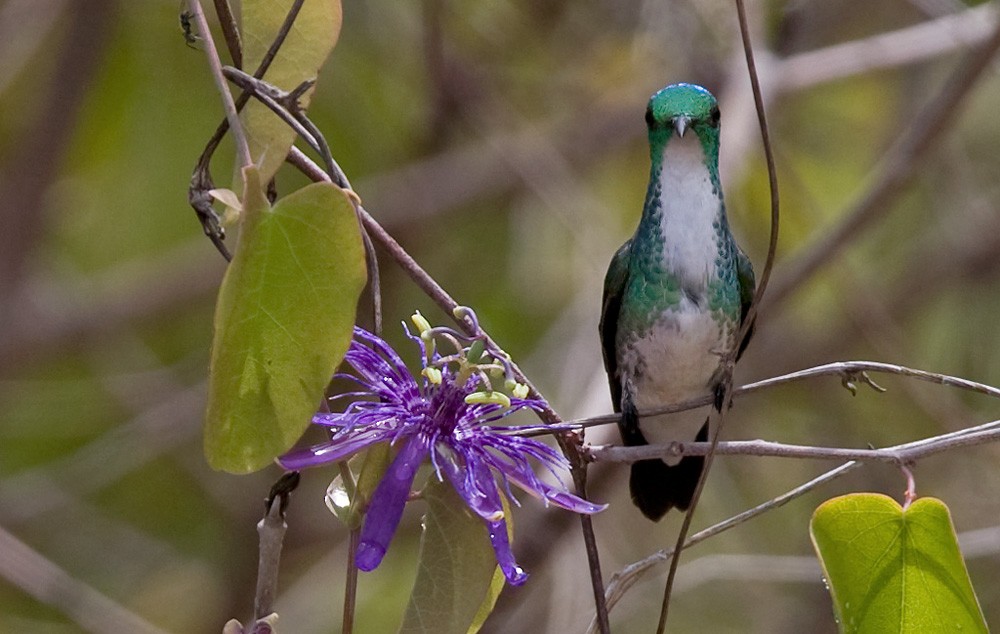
left=599, top=239, right=632, bottom=413
left=735, top=245, right=756, bottom=361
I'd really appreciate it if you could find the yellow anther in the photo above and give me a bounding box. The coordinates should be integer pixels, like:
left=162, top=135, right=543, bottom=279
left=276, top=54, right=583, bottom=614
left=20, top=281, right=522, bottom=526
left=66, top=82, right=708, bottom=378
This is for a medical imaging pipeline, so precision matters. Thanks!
left=464, top=391, right=511, bottom=408
left=421, top=367, right=443, bottom=385
left=411, top=311, right=433, bottom=335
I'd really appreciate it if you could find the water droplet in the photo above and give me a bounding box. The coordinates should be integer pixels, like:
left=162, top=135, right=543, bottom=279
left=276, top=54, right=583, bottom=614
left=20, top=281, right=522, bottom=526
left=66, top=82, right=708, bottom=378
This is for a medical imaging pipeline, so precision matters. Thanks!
left=325, top=478, right=351, bottom=515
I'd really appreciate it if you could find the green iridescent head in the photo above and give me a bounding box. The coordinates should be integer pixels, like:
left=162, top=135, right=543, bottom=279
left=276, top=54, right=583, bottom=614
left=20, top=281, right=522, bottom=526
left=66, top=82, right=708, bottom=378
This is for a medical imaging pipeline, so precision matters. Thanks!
left=645, top=83, right=720, bottom=140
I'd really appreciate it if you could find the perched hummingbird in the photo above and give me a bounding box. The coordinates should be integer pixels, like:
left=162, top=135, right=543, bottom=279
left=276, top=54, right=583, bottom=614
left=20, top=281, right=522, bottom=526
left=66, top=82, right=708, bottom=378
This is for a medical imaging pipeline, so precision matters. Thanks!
left=600, top=83, right=755, bottom=521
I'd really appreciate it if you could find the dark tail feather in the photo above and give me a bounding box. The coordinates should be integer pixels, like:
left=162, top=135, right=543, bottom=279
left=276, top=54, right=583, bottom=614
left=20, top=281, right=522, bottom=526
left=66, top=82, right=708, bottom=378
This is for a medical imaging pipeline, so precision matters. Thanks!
left=628, top=422, right=708, bottom=521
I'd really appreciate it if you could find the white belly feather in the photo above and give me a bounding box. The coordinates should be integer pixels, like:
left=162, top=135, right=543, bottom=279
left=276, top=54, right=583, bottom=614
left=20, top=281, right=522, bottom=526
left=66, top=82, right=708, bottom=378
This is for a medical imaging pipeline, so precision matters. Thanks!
left=622, top=299, right=727, bottom=465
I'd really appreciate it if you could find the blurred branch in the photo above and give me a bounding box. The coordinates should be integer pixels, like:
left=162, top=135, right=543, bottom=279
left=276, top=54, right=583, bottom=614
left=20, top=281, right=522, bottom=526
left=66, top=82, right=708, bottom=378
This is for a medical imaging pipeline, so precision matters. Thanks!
left=614, top=521, right=1000, bottom=598
left=0, top=0, right=116, bottom=319
left=0, top=381, right=205, bottom=523
left=0, top=524, right=170, bottom=634
left=775, top=3, right=998, bottom=92
left=0, top=243, right=223, bottom=376
left=0, top=0, right=68, bottom=98
left=768, top=16, right=1000, bottom=308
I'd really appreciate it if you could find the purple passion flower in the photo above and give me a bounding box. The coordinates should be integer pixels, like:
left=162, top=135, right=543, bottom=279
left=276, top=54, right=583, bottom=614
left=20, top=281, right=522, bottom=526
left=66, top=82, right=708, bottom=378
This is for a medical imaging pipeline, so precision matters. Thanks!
left=279, top=323, right=605, bottom=585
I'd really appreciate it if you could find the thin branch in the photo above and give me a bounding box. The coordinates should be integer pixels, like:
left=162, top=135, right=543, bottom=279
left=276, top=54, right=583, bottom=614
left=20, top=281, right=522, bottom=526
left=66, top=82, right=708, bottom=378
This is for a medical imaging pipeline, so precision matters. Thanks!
left=188, top=0, right=306, bottom=259
left=738, top=360, right=1000, bottom=400
left=342, top=527, right=360, bottom=634
left=188, top=0, right=251, bottom=169
left=587, top=419, right=1000, bottom=464
left=768, top=16, right=1000, bottom=308
left=589, top=416, right=1000, bottom=627
left=551, top=360, right=1000, bottom=435
left=587, top=461, right=860, bottom=632
left=212, top=0, right=242, bottom=68
left=658, top=1, right=780, bottom=627
left=253, top=472, right=299, bottom=620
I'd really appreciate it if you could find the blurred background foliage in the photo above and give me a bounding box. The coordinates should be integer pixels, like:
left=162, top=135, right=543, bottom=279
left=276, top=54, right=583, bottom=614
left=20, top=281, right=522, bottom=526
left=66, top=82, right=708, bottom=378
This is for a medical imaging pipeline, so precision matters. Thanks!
left=1, top=0, right=999, bottom=632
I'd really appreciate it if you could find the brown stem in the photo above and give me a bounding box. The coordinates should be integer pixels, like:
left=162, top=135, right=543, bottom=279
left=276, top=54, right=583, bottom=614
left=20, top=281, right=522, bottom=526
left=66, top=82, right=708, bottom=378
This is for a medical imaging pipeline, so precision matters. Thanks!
left=212, top=0, right=242, bottom=68
left=342, top=527, right=360, bottom=634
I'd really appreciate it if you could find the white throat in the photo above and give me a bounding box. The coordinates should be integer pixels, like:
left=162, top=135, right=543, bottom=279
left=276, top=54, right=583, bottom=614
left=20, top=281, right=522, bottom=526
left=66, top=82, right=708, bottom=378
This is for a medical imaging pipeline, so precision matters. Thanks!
left=655, top=135, right=720, bottom=284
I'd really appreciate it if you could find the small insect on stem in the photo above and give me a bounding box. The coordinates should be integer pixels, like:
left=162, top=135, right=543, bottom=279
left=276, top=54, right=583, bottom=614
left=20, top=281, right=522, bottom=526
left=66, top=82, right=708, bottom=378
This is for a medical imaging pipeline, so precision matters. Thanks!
left=179, top=7, right=199, bottom=48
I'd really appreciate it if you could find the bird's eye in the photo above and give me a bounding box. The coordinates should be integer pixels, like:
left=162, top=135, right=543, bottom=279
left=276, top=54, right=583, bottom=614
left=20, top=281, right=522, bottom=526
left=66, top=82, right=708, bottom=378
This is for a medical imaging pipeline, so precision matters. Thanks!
left=645, top=107, right=656, bottom=128
left=709, top=105, right=721, bottom=127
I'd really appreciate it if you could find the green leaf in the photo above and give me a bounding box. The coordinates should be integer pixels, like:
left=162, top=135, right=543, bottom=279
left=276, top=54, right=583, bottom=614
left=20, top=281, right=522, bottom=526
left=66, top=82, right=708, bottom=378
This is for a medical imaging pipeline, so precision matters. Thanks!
left=465, top=491, right=513, bottom=634
left=398, top=480, right=505, bottom=634
left=810, top=493, right=988, bottom=634
left=205, top=167, right=366, bottom=473
left=240, top=0, right=343, bottom=182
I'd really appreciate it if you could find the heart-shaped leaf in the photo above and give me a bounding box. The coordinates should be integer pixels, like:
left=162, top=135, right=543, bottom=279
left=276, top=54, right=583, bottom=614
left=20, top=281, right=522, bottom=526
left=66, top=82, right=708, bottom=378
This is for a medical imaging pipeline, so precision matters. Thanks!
left=398, top=480, right=506, bottom=634
left=205, top=166, right=366, bottom=473
left=810, top=493, right=987, bottom=633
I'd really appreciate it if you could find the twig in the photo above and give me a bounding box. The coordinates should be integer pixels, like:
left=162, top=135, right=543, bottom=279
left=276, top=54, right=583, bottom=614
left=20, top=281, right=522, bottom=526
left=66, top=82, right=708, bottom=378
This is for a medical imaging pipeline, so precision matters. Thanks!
left=253, top=472, right=299, bottom=620
left=342, top=527, right=360, bottom=634
left=589, top=416, right=1000, bottom=627
left=587, top=419, right=1000, bottom=463
left=222, top=70, right=384, bottom=336
left=740, top=360, right=1000, bottom=399
left=657, top=1, right=781, bottom=628
left=222, top=69, right=321, bottom=151
left=187, top=0, right=251, bottom=169
left=188, top=0, right=306, bottom=260
left=768, top=16, right=1000, bottom=308
left=547, top=360, right=1000, bottom=435
left=212, top=0, right=242, bottom=67
left=587, top=461, right=860, bottom=633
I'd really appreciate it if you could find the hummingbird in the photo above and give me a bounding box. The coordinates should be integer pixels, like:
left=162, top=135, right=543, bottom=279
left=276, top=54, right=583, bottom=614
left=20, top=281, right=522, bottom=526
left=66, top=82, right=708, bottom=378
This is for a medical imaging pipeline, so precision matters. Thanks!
left=599, top=83, right=756, bottom=521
